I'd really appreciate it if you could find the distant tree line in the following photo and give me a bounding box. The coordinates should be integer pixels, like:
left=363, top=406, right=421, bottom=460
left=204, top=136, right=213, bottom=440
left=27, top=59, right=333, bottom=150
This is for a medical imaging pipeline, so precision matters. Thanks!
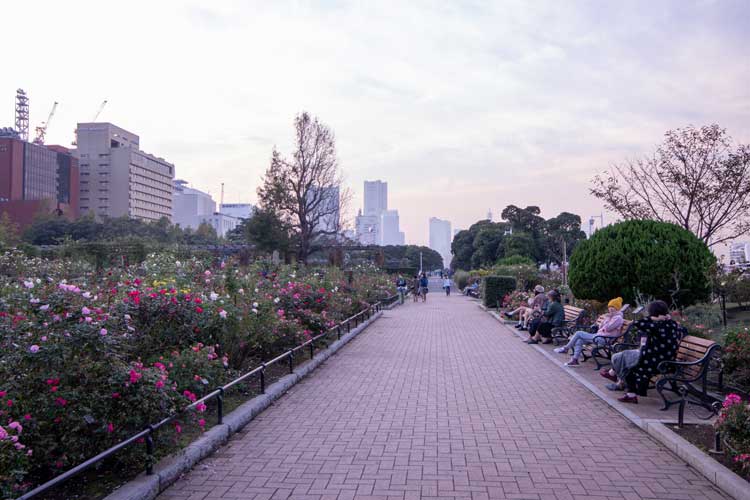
left=451, top=205, right=587, bottom=270
left=13, top=214, right=220, bottom=247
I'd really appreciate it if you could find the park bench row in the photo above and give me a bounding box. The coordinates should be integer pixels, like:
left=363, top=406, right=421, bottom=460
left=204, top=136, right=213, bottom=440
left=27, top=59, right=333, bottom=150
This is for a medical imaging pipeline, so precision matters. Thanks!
left=546, top=305, right=721, bottom=426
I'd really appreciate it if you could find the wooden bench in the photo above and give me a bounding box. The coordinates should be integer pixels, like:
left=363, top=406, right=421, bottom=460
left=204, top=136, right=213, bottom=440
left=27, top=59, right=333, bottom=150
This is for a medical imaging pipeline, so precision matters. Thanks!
left=581, top=318, right=634, bottom=369
left=656, top=335, right=722, bottom=427
left=550, top=305, right=587, bottom=344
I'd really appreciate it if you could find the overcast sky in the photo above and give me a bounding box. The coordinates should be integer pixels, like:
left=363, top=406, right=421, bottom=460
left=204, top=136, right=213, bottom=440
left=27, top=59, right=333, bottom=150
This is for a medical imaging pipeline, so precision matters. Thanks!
left=3, top=0, right=749, bottom=250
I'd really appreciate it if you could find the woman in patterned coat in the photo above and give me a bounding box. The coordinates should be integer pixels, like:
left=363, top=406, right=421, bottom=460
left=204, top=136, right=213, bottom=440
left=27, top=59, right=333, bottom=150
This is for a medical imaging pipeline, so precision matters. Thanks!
left=619, top=300, right=684, bottom=404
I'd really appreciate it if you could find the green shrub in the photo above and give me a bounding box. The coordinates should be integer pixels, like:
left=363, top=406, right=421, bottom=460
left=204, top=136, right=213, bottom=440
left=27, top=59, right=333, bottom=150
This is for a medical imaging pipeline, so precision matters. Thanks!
left=723, top=327, right=750, bottom=390
left=715, top=393, right=750, bottom=478
left=569, top=220, right=714, bottom=307
left=454, top=270, right=470, bottom=290
left=482, top=276, right=516, bottom=308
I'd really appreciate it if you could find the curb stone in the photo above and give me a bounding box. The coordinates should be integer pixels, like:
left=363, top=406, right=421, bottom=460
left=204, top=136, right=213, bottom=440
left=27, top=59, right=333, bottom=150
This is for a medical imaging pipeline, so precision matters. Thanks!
left=105, top=310, right=384, bottom=500
left=482, top=303, right=750, bottom=500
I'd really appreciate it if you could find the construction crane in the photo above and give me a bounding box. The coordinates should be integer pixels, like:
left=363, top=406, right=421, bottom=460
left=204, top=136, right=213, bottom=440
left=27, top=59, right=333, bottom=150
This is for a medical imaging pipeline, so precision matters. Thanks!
left=93, top=99, right=108, bottom=121
left=33, top=101, right=59, bottom=145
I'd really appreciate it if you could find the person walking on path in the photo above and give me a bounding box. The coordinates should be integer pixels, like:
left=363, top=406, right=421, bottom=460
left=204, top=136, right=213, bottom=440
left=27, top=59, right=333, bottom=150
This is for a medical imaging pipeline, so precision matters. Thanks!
left=419, top=273, right=429, bottom=302
left=554, top=297, right=624, bottom=367
left=443, top=277, right=451, bottom=296
left=396, top=275, right=408, bottom=304
left=411, top=275, right=420, bottom=302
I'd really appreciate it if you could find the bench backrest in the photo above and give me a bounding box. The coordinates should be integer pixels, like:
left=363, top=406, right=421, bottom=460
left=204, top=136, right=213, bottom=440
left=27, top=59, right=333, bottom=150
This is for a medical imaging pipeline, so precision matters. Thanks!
left=563, top=305, right=585, bottom=323
left=594, top=316, right=632, bottom=336
left=676, top=335, right=718, bottom=378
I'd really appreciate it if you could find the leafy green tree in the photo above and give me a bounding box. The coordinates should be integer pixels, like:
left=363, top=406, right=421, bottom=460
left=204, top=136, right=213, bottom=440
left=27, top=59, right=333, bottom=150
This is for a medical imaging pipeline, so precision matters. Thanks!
left=544, top=212, right=587, bottom=265
left=0, top=212, right=20, bottom=248
left=503, top=232, right=536, bottom=260
left=569, top=220, right=714, bottom=307
left=471, top=226, right=506, bottom=269
left=232, top=208, right=293, bottom=255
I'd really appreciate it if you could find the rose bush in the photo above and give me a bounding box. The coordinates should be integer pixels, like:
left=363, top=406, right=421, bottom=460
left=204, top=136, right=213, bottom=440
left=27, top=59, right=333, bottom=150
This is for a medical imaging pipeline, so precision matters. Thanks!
left=0, top=251, right=393, bottom=494
left=715, top=393, right=750, bottom=478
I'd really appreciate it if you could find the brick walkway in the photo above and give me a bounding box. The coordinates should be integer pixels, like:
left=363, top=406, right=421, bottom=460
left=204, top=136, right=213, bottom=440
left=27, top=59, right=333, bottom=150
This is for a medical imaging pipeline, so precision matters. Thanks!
left=160, top=295, right=727, bottom=500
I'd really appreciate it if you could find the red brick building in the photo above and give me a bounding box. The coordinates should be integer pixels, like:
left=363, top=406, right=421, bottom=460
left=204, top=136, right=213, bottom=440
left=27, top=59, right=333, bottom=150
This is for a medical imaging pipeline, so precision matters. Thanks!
left=0, top=135, right=79, bottom=229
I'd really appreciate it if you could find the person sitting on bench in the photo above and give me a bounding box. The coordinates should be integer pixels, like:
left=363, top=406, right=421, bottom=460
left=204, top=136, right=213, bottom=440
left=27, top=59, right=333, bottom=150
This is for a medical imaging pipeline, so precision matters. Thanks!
left=526, top=290, right=563, bottom=344
left=554, top=297, right=624, bottom=367
left=504, top=285, right=546, bottom=330
left=599, top=300, right=682, bottom=404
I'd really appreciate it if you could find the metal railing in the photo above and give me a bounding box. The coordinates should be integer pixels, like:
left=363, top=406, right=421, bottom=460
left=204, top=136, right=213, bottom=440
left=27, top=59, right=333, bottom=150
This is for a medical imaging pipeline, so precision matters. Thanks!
left=18, top=294, right=398, bottom=500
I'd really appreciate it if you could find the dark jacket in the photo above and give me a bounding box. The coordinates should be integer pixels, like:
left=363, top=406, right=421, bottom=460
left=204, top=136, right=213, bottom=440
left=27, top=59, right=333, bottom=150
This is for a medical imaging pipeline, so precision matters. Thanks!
left=626, top=317, right=684, bottom=396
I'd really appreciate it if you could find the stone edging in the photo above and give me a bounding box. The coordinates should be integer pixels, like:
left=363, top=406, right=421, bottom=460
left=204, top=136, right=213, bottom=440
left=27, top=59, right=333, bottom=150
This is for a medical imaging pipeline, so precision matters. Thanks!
left=481, top=303, right=750, bottom=500
left=105, top=310, right=384, bottom=500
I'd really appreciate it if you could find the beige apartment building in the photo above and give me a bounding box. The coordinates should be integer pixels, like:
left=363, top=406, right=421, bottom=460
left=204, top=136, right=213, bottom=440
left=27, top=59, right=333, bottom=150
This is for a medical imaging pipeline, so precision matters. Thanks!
left=75, top=123, right=174, bottom=221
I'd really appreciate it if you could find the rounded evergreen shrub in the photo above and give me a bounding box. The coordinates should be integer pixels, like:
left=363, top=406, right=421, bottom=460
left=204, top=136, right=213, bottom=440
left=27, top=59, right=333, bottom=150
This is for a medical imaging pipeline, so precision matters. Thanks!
left=569, top=220, right=714, bottom=307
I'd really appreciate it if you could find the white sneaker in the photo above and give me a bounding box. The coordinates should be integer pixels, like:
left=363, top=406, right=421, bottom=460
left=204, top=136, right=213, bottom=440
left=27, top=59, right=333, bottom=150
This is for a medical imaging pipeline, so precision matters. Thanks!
left=553, top=347, right=567, bottom=354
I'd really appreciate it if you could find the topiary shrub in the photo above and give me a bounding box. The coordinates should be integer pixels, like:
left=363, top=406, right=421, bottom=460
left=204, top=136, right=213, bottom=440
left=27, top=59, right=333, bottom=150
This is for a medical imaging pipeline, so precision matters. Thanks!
left=454, top=270, right=470, bottom=290
left=569, top=220, right=714, bottom=307
left=482, top=276, right=516, bottom=308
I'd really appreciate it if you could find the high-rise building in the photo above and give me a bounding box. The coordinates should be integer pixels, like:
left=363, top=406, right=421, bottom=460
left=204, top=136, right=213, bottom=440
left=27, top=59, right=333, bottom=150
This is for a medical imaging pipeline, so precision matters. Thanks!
left=380, top=209, right=404, bottom=245
left=729, top=242, right=750, bottom=265
left=355, top=210, right=379, bottom=245
left=0, top=130, right=79, bottom=228
left=429, top=217, right=452, bottom=269
left=364, top=180, right=387, bottom=216
left=172, top=180, right=239, bottom=237
left=75, top=123, right=174, bottom=222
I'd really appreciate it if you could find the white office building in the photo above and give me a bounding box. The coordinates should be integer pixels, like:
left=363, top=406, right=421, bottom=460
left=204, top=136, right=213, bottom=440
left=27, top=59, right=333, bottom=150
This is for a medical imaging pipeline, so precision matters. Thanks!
left=730, top=241, right=750, bottom=265
left=355, top=211, right=379, bottom=245
left=429, top=217, right=452, bottom=269
left=380, top=209, right=405, bottom=245
left=172, top=180, right=239, bottom=237
left=364, top=180, right=387, bottom=216
left=220, top=203, right=254, bottom=219
left=75, top=122, right=174, bottom=221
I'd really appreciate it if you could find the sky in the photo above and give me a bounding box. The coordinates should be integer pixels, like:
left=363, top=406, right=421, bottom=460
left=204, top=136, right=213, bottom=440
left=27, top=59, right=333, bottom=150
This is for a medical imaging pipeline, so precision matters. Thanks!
left=2, top=0, right=749, bottom=251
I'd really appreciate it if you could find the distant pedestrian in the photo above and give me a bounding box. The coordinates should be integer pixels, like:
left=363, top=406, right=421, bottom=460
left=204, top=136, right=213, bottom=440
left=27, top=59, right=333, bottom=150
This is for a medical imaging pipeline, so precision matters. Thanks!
left=412, top=275, right=420, bottom=302
left=419, top=273, right=429, bottom=302
left=443, top=277, right=451, bottom=296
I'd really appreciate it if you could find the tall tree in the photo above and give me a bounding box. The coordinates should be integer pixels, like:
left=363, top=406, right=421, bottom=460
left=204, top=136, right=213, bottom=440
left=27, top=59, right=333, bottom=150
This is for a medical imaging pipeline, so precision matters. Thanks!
left=257, top=112, right=349, bottom=263
left=544, top=212, right=587, bottom=265
left=591, top=124, right=750, bottom=246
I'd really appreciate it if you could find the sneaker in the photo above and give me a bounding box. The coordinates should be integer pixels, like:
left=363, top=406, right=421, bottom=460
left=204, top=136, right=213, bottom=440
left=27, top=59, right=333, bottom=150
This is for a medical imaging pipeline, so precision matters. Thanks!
left=553, top=347, right=568, bottom=354
left=526, top=339, right=538, bottom=344
left=605, top=383, right=624, bottom=391
left=564, top=359, right=581, bottom=367
left=504, top=312, right=514, bottom=319
left=514, top=323, right=523, bottom=329
left=618, top=394, right=638, bottom=404
left=518, top=326, right=528, bottom=331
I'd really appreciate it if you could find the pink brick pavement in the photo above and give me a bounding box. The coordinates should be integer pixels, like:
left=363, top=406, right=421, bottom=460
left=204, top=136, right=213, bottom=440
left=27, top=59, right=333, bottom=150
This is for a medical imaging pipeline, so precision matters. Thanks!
left=159, top=294, right=727, bottom=500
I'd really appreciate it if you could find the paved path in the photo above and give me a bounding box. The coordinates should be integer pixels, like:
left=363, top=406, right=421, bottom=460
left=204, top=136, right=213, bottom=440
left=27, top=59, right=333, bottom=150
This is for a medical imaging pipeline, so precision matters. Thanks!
left=161, top=295, right=727, bottom=500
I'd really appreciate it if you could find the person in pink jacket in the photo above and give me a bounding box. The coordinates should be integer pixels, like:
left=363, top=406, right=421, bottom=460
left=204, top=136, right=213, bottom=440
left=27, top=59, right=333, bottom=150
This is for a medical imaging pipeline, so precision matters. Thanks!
left=554, top=297, right=625, bottom=368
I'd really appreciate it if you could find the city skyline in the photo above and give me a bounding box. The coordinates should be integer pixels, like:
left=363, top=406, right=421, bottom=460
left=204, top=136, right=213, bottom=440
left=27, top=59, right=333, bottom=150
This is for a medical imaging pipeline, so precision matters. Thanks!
left=2, top=1, right=749, bottom=247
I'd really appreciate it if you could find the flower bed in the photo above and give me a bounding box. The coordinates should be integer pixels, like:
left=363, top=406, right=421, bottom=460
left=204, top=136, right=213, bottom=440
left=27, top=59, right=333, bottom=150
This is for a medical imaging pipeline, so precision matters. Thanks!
left=0, top=251, right=393, bottom=497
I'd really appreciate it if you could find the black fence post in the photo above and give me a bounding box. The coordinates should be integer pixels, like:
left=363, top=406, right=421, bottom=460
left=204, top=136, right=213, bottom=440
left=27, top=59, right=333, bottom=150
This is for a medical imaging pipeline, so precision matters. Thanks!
left=217, top=388, right=224, bottom=425
left=288, top=350, right=294, bottom=373
left=260, top=364, right=266, bottom=394
left=145, top=425, right=155, bottom=475
left=310, top=339, right=315, bottom=359
left=337, top=325, right=341, bottom=340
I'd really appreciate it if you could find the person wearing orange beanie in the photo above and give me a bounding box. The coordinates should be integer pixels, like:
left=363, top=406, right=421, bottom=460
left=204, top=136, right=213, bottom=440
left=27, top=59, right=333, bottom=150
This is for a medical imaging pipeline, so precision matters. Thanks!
left=554, top=297, right=625, bottom=367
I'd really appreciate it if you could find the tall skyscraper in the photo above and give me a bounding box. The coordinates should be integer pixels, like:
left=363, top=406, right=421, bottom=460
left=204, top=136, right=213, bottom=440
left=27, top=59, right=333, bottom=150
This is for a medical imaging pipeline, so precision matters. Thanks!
left=429, top=217, right=452, bottom=269
left=380, top=210, right=403, bottom=245
left=75, top=123, right=174, bottom=221
left=364, top=180, right=387, bottom=216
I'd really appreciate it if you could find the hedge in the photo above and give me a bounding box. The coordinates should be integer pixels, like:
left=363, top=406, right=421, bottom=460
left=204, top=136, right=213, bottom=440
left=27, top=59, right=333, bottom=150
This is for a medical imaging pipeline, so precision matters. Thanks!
left=482, top=275, right=516, bottom=308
